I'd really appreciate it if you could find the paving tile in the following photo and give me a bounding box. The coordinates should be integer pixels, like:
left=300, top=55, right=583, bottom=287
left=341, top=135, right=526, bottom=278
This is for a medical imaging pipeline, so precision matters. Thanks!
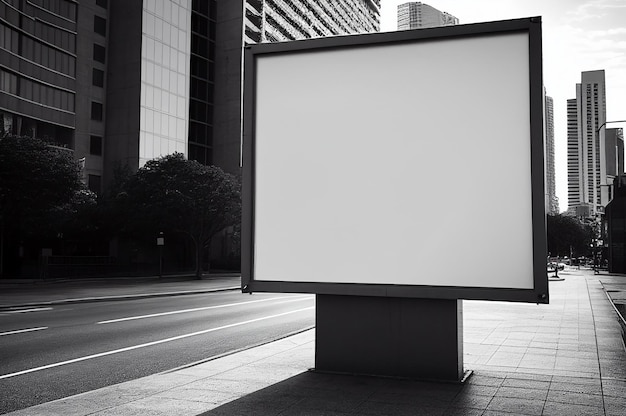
left=501, top=378, right=550, bottom=390
left=542, top=401, right=599, bottom=416
left=95, top=396, right=212, bottom=416
left=495, top=386, right=548, bottom=401
left=604, top=396, right=626, bottom=416
left=602, top=378, right=626, bottom=397
left=548, top=381, right=602, bottom=395
left=546, top=389, right=604, bottom=407
left=485, top=396, right=544, bottom=415
left=355, top=401, right=447, bottom=416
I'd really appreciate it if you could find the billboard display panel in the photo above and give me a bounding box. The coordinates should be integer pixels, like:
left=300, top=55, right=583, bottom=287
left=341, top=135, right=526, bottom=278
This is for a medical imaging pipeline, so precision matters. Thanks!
left=242, top=18, right=548, bottom=303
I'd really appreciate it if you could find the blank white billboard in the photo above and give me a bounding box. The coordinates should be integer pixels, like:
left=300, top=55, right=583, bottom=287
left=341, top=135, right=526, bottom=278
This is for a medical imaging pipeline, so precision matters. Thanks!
left=243, top=18, right=547, bottom=301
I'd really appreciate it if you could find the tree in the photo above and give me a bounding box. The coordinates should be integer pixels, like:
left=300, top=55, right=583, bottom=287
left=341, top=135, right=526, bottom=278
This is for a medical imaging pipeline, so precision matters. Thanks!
left=119, top=153, right=241, bottom=278
left=0, top=134, right=87, bottom=276
left=546, top=213, right=594, bottom=258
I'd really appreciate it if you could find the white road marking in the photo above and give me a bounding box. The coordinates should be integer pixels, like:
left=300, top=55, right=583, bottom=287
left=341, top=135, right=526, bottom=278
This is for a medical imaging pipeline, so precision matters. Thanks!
left=4, top=307, right=53, bottom=314
left=97, top=295, right=312, bottom=324
left=0, top=306, right=314, bottom=380
left=0, top=327, right=48, bottom=336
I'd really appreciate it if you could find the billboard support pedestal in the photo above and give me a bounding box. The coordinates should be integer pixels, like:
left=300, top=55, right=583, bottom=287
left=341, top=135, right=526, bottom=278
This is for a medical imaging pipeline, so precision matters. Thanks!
left=315, top=295, right=464, bottom=382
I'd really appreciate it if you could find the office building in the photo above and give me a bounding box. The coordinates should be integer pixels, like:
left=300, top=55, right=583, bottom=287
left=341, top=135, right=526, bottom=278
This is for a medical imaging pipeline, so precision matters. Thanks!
left=1, top=0, right=380, bottom=190
left=397, top=2, right=458, bottom=30
left=545, top=94, right=558, bottom=214
left=566, top=70, right=622, bottom=217
left=244, top=0, right=380, bottom=44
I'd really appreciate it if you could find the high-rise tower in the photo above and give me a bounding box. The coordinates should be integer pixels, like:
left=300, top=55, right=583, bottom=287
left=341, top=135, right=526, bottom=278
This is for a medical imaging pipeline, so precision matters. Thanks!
left=397, top=2, right=458, bottom=30
left=545, top=94, right=558, bottom=214
left=567, top=70, right=611, bottom=217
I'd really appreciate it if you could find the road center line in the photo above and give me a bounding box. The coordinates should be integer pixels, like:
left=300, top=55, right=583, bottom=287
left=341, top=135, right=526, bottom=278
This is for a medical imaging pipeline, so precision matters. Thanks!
left=0, top=327, right=48, bottom=336
left=0, top=306, right=313, bottom=380
left=97, top=295, right=312, bottom=324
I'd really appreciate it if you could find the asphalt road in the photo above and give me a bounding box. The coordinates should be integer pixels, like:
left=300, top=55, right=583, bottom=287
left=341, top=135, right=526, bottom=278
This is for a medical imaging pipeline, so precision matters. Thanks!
left=0, top=291, right=315, bottom=414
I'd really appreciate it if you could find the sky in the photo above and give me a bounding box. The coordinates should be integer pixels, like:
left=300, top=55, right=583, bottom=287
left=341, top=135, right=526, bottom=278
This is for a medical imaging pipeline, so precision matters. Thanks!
left=379, top=0, right=626, bottom=212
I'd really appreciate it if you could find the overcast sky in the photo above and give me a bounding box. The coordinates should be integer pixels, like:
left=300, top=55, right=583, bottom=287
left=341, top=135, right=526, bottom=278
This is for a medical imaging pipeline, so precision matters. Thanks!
left=379, top=0, right=626, bottom=212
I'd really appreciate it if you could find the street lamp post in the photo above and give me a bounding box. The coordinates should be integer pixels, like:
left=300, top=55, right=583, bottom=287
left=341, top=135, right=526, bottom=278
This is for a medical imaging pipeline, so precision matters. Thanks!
left=157, top=232, right=165, bottom=278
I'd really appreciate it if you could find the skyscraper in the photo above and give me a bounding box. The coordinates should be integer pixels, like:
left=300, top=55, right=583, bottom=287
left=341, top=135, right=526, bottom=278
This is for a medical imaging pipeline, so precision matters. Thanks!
left=545, top=94, right=558, bottom=214
left=567, top=70, right=615, bottom=217
left=397, top=2, right=458, bottom=30
left=244, top=0, right=380, bottom=44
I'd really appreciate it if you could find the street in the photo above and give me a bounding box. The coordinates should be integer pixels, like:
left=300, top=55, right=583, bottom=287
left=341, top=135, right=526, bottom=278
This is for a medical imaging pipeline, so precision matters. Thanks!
left=0, top=291, right=315, bottom=414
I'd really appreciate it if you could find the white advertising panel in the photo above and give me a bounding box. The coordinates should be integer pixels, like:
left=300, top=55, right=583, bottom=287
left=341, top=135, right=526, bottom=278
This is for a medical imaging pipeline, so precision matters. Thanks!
left=243, top=18, right=547, bottom=302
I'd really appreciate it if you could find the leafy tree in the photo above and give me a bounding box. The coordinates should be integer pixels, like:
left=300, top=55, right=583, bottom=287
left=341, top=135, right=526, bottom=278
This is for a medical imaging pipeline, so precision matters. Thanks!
left=546, top=213, right=594, bottom=258
left=0, top=134, right=87, bottom=276
left=118, top=153, right=241, bottom=278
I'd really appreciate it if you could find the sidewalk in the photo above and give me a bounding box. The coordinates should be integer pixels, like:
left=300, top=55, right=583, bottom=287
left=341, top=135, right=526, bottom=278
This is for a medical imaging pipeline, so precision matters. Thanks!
left=4, top=269, right=626, bottom=415
left=0, top=274, right=241, bottom=310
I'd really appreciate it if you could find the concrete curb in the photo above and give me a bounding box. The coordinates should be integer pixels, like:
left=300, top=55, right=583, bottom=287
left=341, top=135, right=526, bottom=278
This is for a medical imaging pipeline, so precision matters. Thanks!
left=0, top=286, right=240, bottom=311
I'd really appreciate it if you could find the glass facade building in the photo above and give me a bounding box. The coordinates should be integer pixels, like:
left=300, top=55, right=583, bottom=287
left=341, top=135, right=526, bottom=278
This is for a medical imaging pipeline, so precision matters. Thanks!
left=0, top=0, right=78, bottom=146
left=138, top=0, right=191, bottom=166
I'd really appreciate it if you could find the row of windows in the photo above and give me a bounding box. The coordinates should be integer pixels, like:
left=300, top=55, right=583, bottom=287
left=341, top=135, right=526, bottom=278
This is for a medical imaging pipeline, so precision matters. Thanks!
left=22, top=35, right=76, bottom=76
left=20, top=14, right=77, bottom=53
left=0, top=69, right=75, bottom=112
left=143, top=37, right=187, bottom=74
left=1, top=24, right=76, bottom=77
left=144, top=14, right=188, bottom=53
left=29, top=0, right=77, bottom=22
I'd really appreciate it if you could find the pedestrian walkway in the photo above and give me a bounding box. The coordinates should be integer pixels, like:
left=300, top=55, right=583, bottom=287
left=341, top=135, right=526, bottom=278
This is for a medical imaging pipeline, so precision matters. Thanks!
left=0, top=274, right=241, bottom=310
left=4, top=269, right=626, bottom=415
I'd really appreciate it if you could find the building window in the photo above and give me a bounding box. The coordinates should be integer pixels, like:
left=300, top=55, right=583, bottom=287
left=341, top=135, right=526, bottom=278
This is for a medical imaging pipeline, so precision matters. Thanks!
left=91, top=102, right=103, bottom=121
left=96, top=0, right=107, bottom=8
left=90, top=135, right=103, bottom=155
left=94, top=15, right=107, bottom=36
left=88, top=174, right=102, bottom=194
left=93, top=44, right=106, bottom=63
left=92, top=68, right=104, bottom=87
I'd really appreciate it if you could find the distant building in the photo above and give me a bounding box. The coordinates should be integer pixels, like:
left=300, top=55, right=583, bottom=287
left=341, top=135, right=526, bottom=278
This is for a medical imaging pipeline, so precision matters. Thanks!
left=566, top=70, right=619, bottom=218
left=244, top=0, right=380, bottom=43
left=605, top=174, right=626, bottom=273
left=397, top=2, right=458, bottom=30
left=545, top=94, right=559, bottom=214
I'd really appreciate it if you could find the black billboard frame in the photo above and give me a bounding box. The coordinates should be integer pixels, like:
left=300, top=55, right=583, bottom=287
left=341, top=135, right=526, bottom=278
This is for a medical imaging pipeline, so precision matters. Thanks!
left=241, top=17, right=548, bottom=304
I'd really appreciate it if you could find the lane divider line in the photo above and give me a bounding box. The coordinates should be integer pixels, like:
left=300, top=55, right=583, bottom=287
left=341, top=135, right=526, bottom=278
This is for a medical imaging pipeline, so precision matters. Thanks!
left=0, top=327, right=48, bottom=337
left=97, top=295, right=312, bottom=324
left=0, top=306, right=314, bottom=380
left=4, top=308, right=53, bottom=314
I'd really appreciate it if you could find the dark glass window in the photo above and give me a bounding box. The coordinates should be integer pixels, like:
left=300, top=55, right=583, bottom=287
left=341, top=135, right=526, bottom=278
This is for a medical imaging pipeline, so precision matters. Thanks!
left=88, top=174, right=102, bottom=194
left=90, top=135, right=102, bottom=155
left=93, top=44, right=106, bottom=63
left=96, top=0, right=107, bottom=8
left=92, top=68, right=104, bottom=87
left=94, top=16, right=106, bottom=36
left=91, top=101, right=103, bottom=121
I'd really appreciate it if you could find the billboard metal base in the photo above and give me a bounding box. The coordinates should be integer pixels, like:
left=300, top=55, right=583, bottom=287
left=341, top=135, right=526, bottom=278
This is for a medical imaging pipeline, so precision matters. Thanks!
left=315, top=295, right=464, bottom=382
